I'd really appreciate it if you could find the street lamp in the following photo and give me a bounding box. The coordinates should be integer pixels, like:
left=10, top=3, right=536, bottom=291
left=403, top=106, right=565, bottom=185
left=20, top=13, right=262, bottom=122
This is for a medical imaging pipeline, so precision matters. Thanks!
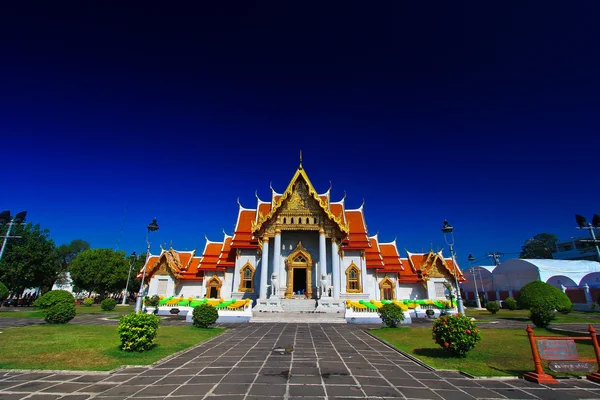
left=467, top=253, right=481, bottom=309
left=441, top=219, right=465, bottom=314
left=122, top=251, right=137, bottom=305
left=135, top=218, right=159, bottom=313
left=0, top=211, right=27, bottom=262
left=575, top=214, right=600, bottom=261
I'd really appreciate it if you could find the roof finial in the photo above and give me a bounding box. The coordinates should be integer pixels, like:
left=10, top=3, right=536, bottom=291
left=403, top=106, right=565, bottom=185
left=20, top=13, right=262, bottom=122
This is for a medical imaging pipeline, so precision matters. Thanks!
left=205, top=234, right=209, bottom=242
left=255, top=190, right=260, bottom=200
left=328, top=181, right=332, bottom=191
left=342, top=190, right=346, bottom=200
left=169, top=240, right=173, bottom=249
left=299, top=149, right=303, bottom=169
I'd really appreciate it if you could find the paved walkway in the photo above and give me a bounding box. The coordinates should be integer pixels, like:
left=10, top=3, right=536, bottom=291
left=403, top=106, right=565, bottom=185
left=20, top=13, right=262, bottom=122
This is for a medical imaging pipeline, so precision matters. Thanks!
left=2, top=323, right=600, bottom=399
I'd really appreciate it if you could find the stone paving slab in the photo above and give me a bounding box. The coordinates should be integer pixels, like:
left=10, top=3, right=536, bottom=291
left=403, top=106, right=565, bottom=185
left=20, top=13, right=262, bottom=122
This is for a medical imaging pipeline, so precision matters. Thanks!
left=2, top=323, right=600, bottom=399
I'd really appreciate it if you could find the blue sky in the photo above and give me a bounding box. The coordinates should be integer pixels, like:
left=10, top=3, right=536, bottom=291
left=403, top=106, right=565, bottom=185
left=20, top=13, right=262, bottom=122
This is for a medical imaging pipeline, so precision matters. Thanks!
left=2, top=3, right=599, bottom=267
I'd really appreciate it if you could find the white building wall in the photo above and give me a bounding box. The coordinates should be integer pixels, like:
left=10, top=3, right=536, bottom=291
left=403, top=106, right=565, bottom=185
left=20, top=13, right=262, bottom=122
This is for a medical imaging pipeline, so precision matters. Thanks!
left=148, top=275, right=176, bottom=297
left=175, top=282, right=204, bottom=299
left=340, top=252, right=361, bottom=295
left=222, top=269, right=234, bottom=299
left=398, top=284, right=426, bottom=300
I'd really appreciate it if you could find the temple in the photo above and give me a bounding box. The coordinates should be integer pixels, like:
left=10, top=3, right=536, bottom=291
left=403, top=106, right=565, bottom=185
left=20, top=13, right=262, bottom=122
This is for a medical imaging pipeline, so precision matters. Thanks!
left=139, top=159, right=465, bottom=319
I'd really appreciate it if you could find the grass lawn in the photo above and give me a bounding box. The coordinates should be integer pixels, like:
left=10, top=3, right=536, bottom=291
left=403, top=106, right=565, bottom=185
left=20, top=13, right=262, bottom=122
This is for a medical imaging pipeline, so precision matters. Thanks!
left=0, top=324, right=224, bottom=371
left=466, top=309, right=600, bottom=324
left=371, top=327, right=597, bottom=377
left=0, top=305, right=135, bottom=318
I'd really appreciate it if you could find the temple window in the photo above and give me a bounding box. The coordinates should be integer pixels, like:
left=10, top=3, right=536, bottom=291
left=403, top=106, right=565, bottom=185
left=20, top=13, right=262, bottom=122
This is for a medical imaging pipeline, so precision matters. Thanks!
left=291, top=217, right=294, bottom=224
left=283, top=217, right=287, bottom=224
left=239, top=262, right=255, bottom=292
left=306, top=218, right=310, bottom=224
left=345, top=262, right=361, bottom=293
left=294, top=255, right=307, bottom=263
left=379, top=277, right=394, bottom=300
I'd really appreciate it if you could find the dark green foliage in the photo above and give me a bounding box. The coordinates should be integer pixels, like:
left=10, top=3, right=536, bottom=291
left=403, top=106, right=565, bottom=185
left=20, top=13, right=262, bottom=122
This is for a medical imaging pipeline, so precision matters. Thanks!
left=486, top=301, right=500, bottom=314
left=144, top=295, right=160, bottom=307
left=0, top=281, right=8, bottom=302
left=378, top=303, right=404, bottom=328
left=117, top=313, right=161, bottom=351
left=192, top=304, right=218, bottom=328
left=69, top=248, right=129, bottom=297
left=82, top=297, right=94, bottom=306
left=44, top=302, right=76, bottom=324
left=517, top=281, right=572, bottom=313
left=432, top=314, right=482, bottom=357
left=101, top=298, right=117, bottom=311
left=0, top=223, right=61, bottom=294
left=529, top=304, right=556, bottom=327
left=520, top=233, right=559, bottom=259
left=34, top=290, right=75, bottom=309
left=503, top=297, right=517, bottom=310
left=557, top=303, right=573, bottom=314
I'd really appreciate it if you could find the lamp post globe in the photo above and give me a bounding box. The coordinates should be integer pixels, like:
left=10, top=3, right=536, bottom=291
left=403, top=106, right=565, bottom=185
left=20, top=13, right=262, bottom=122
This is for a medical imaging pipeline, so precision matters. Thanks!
left=135, top=219, right=159, bottom=313
left=441, top=219, right=465, bottom=314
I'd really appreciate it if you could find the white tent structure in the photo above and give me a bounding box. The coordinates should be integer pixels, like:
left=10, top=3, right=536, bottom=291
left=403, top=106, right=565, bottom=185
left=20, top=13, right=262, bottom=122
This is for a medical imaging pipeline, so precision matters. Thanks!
left=492, top=259, right=600, bottom=292
left=462, top=266, right=495, bottom=294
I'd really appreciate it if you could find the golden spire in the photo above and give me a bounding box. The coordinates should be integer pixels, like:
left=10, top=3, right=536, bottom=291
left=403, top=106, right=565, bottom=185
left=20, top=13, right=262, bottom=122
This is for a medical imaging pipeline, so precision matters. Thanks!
left=299, top=149, right=303, bottom=169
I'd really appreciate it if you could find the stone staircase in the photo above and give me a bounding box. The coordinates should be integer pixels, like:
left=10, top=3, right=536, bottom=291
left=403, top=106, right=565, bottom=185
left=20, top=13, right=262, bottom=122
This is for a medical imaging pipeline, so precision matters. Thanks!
left=281, top=298, right=317, bottom=313
left=250, top=311, right=346, bottom=323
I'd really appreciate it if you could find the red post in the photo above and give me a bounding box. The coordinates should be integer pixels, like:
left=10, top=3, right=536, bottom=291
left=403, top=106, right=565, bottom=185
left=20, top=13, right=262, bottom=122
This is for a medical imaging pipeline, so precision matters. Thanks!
left=586, top=325, right=600, bottom=383
left=523, top=325, right=558, bottom=384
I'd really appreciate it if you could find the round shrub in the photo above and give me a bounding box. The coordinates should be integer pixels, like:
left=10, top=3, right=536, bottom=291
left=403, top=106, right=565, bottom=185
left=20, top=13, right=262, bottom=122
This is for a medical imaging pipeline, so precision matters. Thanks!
left=503, top=297, right=517, bottom=310
left=557, top=302, right=573, bottom=315
left=45, top=302, right=76, bottom=324
left=101, top=298, right=117, bottom=311
left=486, top=301, right=500, bottom=314
left=0, top=281, right=8, bottom=303
left=517, top=281, right=572, bottom=312
left=378, top=303, right=404, bottom=327
left=117, top=313, right=161, bottom=351
left=192, top=303, right=218, bottom=328
left=34, top=290, right=75, bottom=310
left=530, top=304, right=556, bottom=327
left=82, top=297, right=94, bottom=307
left=432, top=314, right=482, bottom=357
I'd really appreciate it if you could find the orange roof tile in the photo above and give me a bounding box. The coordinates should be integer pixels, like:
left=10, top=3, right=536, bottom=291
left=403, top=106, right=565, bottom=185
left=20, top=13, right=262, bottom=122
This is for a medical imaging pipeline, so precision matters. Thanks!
left=198, top=242, right=226, bottom=271
left=329, top=203, right=345, bottom=224
left=137, top=255, right=160, bottom=278
left=345, top=210, right=369, bottom=249
left=365, top=237, right=384, bottom=269
left=379, top=244, right=404, bottom=271
left=231, top=210, right=259, bottom=248
left=217, top=236, right=235, bottom=267
left=258, top=203, right=272, bottom=217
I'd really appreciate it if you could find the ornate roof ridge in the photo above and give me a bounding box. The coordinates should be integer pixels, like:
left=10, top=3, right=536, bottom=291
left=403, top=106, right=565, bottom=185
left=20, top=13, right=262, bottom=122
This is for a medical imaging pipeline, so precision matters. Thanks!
left=251, top=166, right=348, bottom=234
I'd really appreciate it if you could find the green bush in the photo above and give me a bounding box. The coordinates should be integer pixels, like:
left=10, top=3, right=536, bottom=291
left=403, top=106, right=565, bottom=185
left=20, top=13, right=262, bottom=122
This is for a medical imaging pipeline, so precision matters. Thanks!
left=517, top=281, right=572, bottom=313
left=44, top=302, right=76, bottom=324
left=486, top=301, right=500, bottom=314
left=34, top=290, right=75, bottom=309
left=503, top=297, right=517, bottom=310
left=144, top=295, right=160, bottom=307
left=117, top=313, right=160, bottom=351
left=432, top=314, right=482, bottom=357
left=557, top=303, right=573, bottom=314
left=0, top=281, right=8, bottom=303
left=82, top=297, right=94, bottom=307
left=529, top=304, right=556, bottom=327
left=101, top=298, right=117, bottom=311
left=192, top=303, right=218, bottom=328
left=378, top=303, right=404, bottom=327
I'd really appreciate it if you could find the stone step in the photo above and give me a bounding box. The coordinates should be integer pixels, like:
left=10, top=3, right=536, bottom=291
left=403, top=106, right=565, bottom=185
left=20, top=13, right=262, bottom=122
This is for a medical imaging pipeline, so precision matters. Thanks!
left=251, top=312, right=346, bottom=324
left=281, top=299, right=317, bottom=313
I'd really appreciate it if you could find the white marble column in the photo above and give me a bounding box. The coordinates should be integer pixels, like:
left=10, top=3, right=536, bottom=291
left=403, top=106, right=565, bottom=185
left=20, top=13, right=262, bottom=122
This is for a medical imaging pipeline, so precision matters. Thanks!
left=273, top=230, right=282, bottom=295
left=331, top=239, right=340, bottom=299
left=319, top=229, right=327, bottom=295
left=584, top=283, right=593, bottom=304
left=260, top=236, right=270, bottom=300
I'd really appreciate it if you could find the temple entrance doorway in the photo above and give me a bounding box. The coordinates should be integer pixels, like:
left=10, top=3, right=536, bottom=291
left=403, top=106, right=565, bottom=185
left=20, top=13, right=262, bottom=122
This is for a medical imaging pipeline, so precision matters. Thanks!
left=285, top=242, right=314, bottom=298
left=293, top=268, right=307, bottom=294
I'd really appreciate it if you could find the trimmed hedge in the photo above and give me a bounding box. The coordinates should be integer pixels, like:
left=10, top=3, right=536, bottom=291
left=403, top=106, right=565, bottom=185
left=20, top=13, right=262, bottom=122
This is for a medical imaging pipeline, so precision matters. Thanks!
left=517, top=281, right=572, bottom=312
left=82, top=297, right=94, bottom=306
left=117, top=313, right=161, bottom=351
left=192, top=304, right=218, bottom=328
left=486, top=301, right=500, bottom=314
left=503, top=297, right=517, bottom=310
left=378, top=303, right=404, bottom=327
left=101, top=298, right=117, bottom=311
left=44, top=302, right=76, bottom=324
left=34, top=290, right=75, bottom=309
left=0, top=281, right=8, bottom=303
left=145, top=295, right=160, bottom=307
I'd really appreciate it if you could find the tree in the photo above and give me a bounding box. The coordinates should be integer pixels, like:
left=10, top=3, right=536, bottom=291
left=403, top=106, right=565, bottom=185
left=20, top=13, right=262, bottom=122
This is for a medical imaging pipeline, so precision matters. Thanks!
left=69, top=248, right=129, bottom=298
left=54, top=239, right=90, bottom=286
left=520, top=233, right=559, bottom=259
left=0, top=223, right=61, bottom=295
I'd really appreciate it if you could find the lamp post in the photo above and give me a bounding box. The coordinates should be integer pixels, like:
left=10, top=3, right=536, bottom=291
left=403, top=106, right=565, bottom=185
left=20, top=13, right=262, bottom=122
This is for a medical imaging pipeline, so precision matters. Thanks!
left=575, top=214, right=600, bottom=262
left=467, top=253, right=481, bottom=309
left=0, top=211, right=27, bottom=262
left=122, top=251, right=137, bottom=305
left=441, top=219, right=465, bottom=314
left=135, top=219, right=159, bottom=313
